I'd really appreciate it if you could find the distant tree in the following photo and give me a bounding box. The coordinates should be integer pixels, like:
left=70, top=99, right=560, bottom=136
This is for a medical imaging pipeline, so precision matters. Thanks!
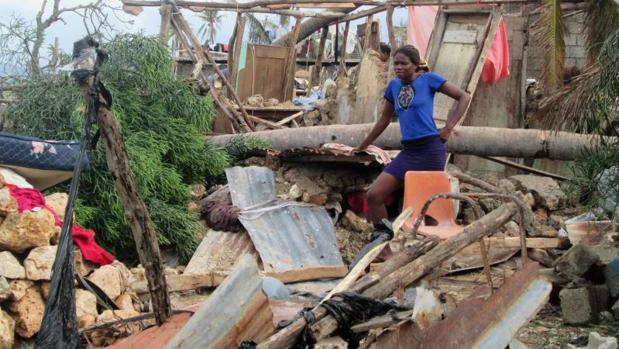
left=0, top=0, right=126, bottom=77
left=198, top=10, right=224, bottom=46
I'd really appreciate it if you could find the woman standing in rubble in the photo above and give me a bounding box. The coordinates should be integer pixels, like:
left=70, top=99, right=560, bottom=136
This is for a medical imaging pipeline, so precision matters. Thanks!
left=354, top=45, right=471, bottom=235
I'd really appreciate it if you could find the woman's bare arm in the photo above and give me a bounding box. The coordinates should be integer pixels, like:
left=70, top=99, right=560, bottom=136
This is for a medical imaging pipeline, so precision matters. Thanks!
left=438, top=82, right=471, bottom=140
left=356, top=101, right=395, bottom=151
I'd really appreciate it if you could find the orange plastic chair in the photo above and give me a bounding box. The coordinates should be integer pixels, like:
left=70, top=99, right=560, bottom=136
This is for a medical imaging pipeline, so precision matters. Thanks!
left=402, top=171, right=464, bottom=240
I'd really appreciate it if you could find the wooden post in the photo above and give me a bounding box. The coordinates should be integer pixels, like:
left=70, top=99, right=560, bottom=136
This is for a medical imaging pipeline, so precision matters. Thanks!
left=363, top=15, right=373, bottom=52
left=170, top=16, right=250, bottom=132
left=338, top=21, right=350, bottom=76
left=386, top=2, right=397, bottom=79
left=230, top=14, right=246, bottom=93
left=169, top=4, right=255, bottom=129
left=159, top=3, right=173, bottom=43
left=78, top=88, right=172, bottom=325
left=50, top=37, right=60, bottom=77
left=284, top=17, right=302, bottom=101
left=311, top=27, right=329, bottom=87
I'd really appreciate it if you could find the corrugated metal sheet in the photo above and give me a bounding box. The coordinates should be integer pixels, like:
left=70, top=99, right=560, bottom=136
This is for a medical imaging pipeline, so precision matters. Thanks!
left=225, top=166, right=276, bottom=210
left=184, top=230, right=258, bottom=275
left=239, top=201, right=344, bottom=273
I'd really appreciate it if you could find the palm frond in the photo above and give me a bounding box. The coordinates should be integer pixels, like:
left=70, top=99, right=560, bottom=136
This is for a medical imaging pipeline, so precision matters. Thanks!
left=537, top=29, right=619, bottom=135
left=584, top=0, right=619, bottom=60
left=245, top=13, right=271, bottom=44
left=533, top=0, right=566, bottom=91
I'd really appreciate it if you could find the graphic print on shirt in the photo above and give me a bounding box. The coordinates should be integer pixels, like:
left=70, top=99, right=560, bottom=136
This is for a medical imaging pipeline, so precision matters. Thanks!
left=397, top=84, right=415, bottom=110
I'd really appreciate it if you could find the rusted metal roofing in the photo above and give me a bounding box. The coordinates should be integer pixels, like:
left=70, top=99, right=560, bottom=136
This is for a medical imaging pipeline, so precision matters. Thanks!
left=225, top=166, right=276, bottom=209
left=376, top=262, right=551, bottom=349
left=239, top=201, right=344, bottom=273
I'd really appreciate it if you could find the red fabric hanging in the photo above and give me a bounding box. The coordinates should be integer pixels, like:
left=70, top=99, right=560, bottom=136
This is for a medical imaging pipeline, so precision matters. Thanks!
left=6, top=184, right=114, bottom=266
left=481, top=17, right=510, bottom=84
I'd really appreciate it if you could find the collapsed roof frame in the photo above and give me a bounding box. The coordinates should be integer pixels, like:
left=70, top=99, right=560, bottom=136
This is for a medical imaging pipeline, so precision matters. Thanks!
left=121, top=0, right=543, bottom=134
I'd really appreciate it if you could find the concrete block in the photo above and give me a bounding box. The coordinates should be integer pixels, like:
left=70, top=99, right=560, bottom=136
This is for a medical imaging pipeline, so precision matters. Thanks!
left=565, top=34, right=578, bottom=46
left=559, top=285, right=609, bottom=325
left=560, top=287, right=597, bottom=324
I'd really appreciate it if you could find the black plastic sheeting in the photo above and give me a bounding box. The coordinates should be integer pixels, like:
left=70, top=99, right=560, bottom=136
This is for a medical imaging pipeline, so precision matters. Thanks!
left=321, top=292, right=411, bottom=349
left=35, top=36, right=109, bottom=349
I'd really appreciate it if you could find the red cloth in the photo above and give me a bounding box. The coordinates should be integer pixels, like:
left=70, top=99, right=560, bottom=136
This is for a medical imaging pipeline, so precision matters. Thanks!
left=6, top=185, right=114, bottom=266
left=481, top=17, right=510, bottom=84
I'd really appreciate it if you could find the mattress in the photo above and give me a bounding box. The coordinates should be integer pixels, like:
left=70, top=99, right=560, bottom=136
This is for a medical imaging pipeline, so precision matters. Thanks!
left=0, top=132, right=89, bottom=190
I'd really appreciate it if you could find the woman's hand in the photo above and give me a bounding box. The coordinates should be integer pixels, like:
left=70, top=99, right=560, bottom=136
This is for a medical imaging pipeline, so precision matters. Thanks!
left=439, top=126, right=454, bottom=142
left=347, top=146, right=365, bottom=156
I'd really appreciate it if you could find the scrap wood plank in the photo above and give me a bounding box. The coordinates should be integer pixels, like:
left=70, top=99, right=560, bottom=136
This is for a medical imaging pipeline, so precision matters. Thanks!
left=486, top=237, right=567, bottom=249
left=165, top=256, right=276, bottom=349
left=131, top=272, right=230, bottom=294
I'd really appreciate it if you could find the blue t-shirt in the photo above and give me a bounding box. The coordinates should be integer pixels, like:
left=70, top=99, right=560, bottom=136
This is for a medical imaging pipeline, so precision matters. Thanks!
left=383, top=72, right=447, bottom=141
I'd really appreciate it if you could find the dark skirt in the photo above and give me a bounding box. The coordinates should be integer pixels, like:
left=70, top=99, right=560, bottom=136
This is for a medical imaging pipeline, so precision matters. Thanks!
left=383, top=136, right=446, bottom=181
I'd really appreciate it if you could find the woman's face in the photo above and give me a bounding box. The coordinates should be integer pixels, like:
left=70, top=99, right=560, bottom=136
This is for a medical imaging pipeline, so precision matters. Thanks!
left=393, top=52, right=417, bottom=80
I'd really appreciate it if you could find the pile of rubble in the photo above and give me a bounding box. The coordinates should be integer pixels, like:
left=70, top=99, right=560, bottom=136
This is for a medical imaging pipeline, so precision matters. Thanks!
left=0, top=169, right=154, bottom=348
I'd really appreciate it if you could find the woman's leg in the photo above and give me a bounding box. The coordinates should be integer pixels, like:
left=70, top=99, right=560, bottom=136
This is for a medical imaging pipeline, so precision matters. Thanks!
left=366, top=172, right=402, bottom=224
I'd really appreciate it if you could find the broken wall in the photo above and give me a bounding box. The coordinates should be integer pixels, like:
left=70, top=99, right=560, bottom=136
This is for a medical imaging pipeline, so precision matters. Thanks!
left=526, top=11, right=588, bottom=80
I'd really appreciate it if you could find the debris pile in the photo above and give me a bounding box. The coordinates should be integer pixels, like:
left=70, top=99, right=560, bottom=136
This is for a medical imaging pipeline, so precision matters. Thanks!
left=0, top=169, right=147, bottom=348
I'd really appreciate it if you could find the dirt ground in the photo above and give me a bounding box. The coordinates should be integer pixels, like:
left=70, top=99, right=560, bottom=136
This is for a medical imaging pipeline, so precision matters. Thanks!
left=516, top=304, right=619, bottom=348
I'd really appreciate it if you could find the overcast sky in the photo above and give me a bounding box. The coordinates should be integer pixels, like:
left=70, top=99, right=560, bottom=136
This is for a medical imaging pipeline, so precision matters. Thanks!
left=0, top=0, right=407, bottom=56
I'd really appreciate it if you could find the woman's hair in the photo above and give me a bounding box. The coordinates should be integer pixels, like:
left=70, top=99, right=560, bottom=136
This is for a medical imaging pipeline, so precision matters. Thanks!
left=394, top=45, right=430, bottom=72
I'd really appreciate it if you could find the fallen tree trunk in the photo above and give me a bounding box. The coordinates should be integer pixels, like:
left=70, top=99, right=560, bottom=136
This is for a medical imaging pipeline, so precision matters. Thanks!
left=209, top=124, right=613, bottom=160
left=273, top=7, right=357, bottom=46
left=308, top=202, right=518, bottom=342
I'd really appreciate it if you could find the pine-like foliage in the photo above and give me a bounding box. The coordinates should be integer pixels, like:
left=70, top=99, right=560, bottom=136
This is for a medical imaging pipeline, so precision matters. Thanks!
left=533, top=0, right=565, bottom=91
left=7, top=34, right=230, bottom=262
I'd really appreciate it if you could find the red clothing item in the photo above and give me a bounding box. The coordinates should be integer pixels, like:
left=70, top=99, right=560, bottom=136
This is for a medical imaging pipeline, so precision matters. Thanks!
left=6, top=185, right=114, bottom=266
left=346, top=191, right=396, bottom=214
left=481, top=17, right=510, bottom=84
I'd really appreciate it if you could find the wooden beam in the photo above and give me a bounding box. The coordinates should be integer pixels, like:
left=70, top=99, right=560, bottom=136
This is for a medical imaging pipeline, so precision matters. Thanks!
left=170, top=15, right=248, bottom=132
left=479, top=156, right=570, bottom=181
left=170, top=4, right=256, bottom=130
left=485, top=237, right=568, bottom=249
left=159, top=3, right=172, bottom=43
left=284, top=17, right=302, bottom=101
left=275, top=111, right=305, bottom=126
left=312, top=27, right=329, bottom=87
left=340, top=5, right=385, bottom=22
left=228, top=13, right=245, bottom=92
left=386, top=2, right=396, bottom=79
left=363, top=15, right=373, bottom=52
left=124, top=0, right=536, bottom=11
left=338, top=21, right=350, bottom=76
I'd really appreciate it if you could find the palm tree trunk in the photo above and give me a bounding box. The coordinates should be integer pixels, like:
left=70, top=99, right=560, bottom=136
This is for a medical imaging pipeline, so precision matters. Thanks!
left=273, top=6, right=358, bottom=46
left=208, top=124, right=612, bottom=160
